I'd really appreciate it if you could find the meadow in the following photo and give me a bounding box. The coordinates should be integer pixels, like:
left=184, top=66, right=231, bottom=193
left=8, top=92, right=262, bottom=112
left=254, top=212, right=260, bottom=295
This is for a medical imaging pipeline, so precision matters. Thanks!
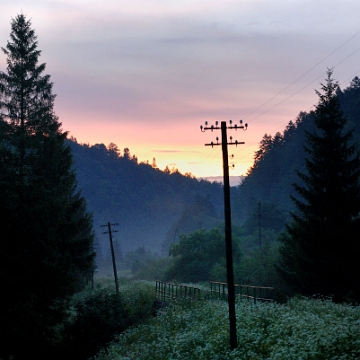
left=94, top=287, right=360, bottom=360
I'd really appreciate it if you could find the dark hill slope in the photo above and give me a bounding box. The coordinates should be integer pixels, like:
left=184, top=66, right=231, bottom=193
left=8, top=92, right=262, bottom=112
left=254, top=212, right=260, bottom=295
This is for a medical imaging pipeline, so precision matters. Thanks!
left=68, top=141, right=223, bottom=254
left=232, top=77, right=360, bottom=225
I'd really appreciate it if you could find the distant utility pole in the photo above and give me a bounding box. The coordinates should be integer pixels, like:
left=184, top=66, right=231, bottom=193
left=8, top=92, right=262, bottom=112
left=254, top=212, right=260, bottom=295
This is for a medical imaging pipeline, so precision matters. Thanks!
left=200, top=119, right=248, bottom=351
left=254, top=200, right=279, bottom=248
left=101, top=222, right=119, bottom=294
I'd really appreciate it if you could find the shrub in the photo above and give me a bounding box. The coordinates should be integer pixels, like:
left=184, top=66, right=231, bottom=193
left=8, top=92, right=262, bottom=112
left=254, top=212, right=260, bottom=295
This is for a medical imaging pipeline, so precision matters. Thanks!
left=61, top=288, right=129, bottom=359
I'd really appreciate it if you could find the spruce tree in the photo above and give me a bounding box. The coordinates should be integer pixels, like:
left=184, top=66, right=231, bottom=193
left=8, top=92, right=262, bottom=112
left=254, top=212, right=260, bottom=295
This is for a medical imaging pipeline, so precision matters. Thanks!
left=278, top=70, right=360, bottom=301
left=0, top=14, right=95, bottom=358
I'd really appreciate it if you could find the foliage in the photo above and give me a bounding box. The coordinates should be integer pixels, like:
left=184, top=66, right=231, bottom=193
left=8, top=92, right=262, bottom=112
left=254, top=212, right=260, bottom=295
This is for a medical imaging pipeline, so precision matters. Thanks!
left=61, top=289, right=128, bottom=359
left=61, top=280, right=155, bottom=360
left=94, top=296, right=360, bottom=360
left=0, top=15, right=94, bottom=359
left=166, top=227, right=242, bottom=283
left=237, top=241, right=282, bottom=285
left=278, top=70, right=360, bottom=301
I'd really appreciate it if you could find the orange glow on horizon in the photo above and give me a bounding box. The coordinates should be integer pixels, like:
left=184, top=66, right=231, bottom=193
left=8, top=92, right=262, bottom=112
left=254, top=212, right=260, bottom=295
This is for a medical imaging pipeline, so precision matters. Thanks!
left=62, top=118, right=257, bottom=179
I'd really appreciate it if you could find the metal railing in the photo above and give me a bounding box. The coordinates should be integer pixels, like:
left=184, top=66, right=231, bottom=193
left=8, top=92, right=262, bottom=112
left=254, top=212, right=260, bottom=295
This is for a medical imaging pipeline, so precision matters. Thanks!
left=156, top=281, right=202, bottom=301
left=155, top=280, right=274, bottom=303
left=210, top=281, right=274, bottom=303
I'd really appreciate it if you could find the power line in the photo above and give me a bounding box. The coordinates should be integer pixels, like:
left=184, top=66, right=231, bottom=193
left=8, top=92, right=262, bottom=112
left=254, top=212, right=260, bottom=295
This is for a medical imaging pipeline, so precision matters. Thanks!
left=243, top=29, right=360, bottom=122
left=199, top=31, right=360, bottom=176
left=246, top=45, right=360, bottom=126
left=202, top=58, right=360, bottom=176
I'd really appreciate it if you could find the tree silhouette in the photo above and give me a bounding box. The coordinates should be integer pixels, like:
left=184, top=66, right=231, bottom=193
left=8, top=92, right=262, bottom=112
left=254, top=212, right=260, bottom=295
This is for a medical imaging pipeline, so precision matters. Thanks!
left=0, top=14, right=94, bottom=358
left=278, top=70, right=360, bottom=301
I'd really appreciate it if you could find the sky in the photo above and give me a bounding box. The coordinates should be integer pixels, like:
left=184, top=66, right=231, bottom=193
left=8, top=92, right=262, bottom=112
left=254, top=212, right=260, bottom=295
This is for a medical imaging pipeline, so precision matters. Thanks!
left=1, top=1, right=360, bottom=183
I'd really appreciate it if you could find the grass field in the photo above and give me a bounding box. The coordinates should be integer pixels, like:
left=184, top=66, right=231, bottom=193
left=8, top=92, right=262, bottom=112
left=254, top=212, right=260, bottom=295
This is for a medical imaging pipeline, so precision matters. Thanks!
left=93, top=292, right=360, bottom=360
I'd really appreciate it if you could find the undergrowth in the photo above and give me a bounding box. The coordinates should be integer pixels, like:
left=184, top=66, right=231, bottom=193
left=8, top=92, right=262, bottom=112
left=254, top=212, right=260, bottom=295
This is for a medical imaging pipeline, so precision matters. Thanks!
left=94, top=296, right=360, bottom=359
left=60, top=280, right=155, bottom=359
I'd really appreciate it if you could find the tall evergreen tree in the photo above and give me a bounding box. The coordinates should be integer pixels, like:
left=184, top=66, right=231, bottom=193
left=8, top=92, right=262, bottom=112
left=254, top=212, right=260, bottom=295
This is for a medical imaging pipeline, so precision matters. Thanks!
left=278, top=70, right=360, bottom=301
left=0, top=15, right=95, bottom=358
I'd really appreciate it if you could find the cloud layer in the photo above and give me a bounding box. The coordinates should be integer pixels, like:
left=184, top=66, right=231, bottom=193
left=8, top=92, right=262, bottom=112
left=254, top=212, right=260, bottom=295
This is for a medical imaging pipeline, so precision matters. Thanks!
left=1, top=1, right=360, bottom=177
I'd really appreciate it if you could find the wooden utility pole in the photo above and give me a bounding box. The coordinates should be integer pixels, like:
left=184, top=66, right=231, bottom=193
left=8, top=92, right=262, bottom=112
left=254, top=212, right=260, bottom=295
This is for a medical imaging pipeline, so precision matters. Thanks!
left=201, top=119, right=247, bottom=350
left=101, top=222, right=119, bottom=294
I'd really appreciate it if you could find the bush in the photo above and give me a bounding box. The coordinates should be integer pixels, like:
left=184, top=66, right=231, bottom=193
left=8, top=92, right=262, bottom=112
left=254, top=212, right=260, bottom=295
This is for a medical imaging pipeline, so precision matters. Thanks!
left=61, top=288, right=129, bottom=359
left=59, top=280, right=156, bottom=359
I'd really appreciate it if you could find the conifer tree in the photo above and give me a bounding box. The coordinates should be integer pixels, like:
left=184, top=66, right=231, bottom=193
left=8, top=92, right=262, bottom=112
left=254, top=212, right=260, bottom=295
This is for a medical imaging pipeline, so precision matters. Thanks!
left=0, top=14, right=95, bottom=358
left=278, top=70, right=360, bottom=301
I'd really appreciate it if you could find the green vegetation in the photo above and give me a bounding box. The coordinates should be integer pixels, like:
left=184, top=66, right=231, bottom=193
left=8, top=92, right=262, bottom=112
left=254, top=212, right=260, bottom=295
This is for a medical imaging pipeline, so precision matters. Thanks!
left=94, top=296, right=360, bottom=360
left=165, top=227, right=242, bottom=283
left=278, top=70, right=360, bottom=302
left=61, top=280, right=155, bottom=359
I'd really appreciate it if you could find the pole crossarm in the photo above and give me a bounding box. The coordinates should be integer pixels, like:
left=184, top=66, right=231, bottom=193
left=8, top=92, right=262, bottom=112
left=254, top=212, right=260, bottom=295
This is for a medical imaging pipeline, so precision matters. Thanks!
left=205, top=140, right=245, bottom=147
left=101, top=222, right=119, bottom=234
left=200, top=120, right=248, bottom=133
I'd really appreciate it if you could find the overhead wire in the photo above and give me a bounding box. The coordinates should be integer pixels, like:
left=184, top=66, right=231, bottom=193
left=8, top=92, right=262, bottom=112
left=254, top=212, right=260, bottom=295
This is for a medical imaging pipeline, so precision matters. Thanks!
left=231, top=30, right=360, bottom=171
left=197, top=30, right=360, bottom=176
left=195, top=146, right=222, bottom=172
left=242, top=29, right=360, bottom=123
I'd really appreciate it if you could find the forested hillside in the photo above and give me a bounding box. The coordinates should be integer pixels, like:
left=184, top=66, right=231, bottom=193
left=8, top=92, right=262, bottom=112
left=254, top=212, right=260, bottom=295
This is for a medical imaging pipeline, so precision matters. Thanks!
left=68, top=141, right=224, bottom=255
left=232, top=77, right=360, bottom=226
left=69, top=76, right=360, bottom=265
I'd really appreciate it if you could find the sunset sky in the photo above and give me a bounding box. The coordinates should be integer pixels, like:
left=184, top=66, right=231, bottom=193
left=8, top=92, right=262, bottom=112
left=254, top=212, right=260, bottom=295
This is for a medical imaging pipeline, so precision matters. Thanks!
left=1, top=1, right=360, bottom=183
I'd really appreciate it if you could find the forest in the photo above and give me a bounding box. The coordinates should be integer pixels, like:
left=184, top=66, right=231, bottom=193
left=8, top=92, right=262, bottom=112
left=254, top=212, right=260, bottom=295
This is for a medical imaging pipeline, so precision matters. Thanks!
left=67, top=139, right=224, bottom=257
left=75, top=74, right=360, bottom=293
left=1, top=13, right=360, bottom=360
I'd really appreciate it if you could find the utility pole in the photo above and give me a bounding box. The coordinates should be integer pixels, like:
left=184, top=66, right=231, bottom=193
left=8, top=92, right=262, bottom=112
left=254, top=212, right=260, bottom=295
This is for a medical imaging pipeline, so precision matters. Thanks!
left=200, top=119, right=248, bottom=350
left=101, top=222, right=119, bottom=294
left=254, top=200, right=274, bottom=248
